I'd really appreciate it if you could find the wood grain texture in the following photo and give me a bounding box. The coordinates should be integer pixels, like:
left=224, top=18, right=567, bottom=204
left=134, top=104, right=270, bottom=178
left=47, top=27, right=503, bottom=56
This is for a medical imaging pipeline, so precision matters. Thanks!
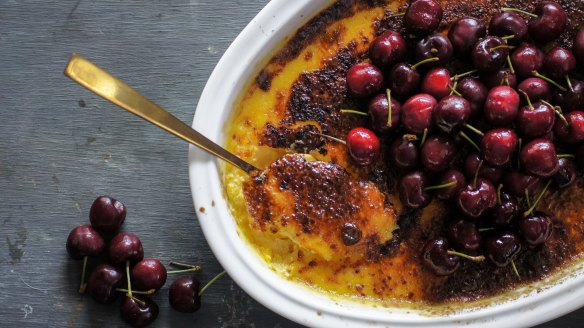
left=0, top=0, right=581, bottom=327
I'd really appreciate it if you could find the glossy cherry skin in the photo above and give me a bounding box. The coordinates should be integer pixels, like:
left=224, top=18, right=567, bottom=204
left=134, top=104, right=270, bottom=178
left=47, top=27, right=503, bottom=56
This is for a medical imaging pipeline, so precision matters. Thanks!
left=483, top=86, right=520, bottom=125
left=108, top=232, right=144, bottom=265
left=457, top=178, right=497, bottom=219
left=346, top=62, right=384, bottom=98
left=131, top=259, right=167, bottom=292
left=404, top=0, right=443, bottom=36
left=90, top=195, right=126, bottom=232
left=398, top=171, right=431, bottom=209
left=369, top=30, right=407, bottom=69
left=517, top=78, right=552, bottom=104
left=388, top=63, right=421, bottom=99
left=389, top=136, right=419, bottom=170
left=482, top=67, right=517, bottom=89
left=66, top=224, right=105, bottom=260
left=421, top=238, right=460, bottom=276
left=434, top=95, right=471, bottom=133
left=421, top=68, right=451, bottom=100
left=516, top=102, right=555, bottom=138
left=464, top=152, right=503, bottom=184
left=414, top=34, right=453, bottom=66
left=448, top=219, right=481, bottom=252
left=488, top=12, right=527, bottom=45
left=472, top=36, right=509, bottom=72
left=432, top=169, right=466, bottom=201
left=368, top=93, right=401, bottom=134
left=510, top=44, right=544, bottom=79
left=520, top=139, right=559, bottom=177
left=554, top=111, right=584, bottom=143
left=87, top=264, right=124, bottom=304
left=401, top=93, right=437, bottom=134
left=544, top=47, right=577, bottom=80
left=503, top=172, right=542, bottom=198
left=169, top=276, right=201, bottom=313
left=421, top=135, right=456, bottom=172
left=454, top=78, right=485, bottom=117
left=484, top=231, right=521, bottom=267
left=555, top=79, right=584, bottom=112
left=481, top=128, right=518, bottom=167
left=346, top=128, right=381, bottom=166
left=491, top=192, right=519, bottom=227
left=553, top=157, right=577, bottom=188
left=448, top=17, right=486, bottom=55
left=519, top=212, right=553, bottom=247
left=574, top=28, right=584, bottom=64
left=120, top=296, right=159, bottom=328
left=528, top=1, right=567, bottom=44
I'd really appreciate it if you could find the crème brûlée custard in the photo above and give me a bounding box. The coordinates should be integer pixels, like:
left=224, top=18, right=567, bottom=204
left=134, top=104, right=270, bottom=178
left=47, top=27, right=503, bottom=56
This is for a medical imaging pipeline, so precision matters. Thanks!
left=223, top=0, right=584, bottom=310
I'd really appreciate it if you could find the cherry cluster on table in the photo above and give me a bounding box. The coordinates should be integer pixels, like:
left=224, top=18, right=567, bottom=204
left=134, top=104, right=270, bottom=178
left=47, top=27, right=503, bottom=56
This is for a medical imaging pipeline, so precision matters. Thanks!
left=66, top=196, right=224, bottom=327
left=335, top=0, right=584, bottom=276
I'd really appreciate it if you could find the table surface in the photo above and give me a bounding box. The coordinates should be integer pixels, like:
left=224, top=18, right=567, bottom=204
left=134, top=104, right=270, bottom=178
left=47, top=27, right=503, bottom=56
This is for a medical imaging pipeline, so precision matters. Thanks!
left=0, top=0, right=582, bottom=327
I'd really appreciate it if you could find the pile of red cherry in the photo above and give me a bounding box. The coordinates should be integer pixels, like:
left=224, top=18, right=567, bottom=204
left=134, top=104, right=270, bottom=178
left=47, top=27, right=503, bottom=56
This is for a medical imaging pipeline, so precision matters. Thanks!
left=66, top=196, right=225, bottom=327
left=338, top=0, right=584, bottom=276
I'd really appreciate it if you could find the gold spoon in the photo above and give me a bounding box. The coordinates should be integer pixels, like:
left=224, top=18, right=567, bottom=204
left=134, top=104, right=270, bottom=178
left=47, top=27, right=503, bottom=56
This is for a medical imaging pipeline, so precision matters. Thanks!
left=64, top=54, right=258, bottom=173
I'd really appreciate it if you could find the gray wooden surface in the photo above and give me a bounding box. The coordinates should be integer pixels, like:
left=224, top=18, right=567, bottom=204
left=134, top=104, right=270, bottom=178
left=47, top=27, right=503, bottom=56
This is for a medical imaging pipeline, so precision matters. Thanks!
left=0, top=0, right=581, bottom=327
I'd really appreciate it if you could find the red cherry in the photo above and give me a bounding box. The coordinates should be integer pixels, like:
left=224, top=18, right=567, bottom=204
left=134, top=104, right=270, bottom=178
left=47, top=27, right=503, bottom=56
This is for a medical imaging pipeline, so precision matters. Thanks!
left=404, top=0, right=443, bottom=36
left=520, top=139, right=559, bottom=177
left=420, top=135, right=456, bottom=172
left=528, top=1, right=567, bottom=44
left=346, top=128, right=380, bottom=166
left=401, top=93, right=437, bottom=134
left=369, top=30, right=407, bottom=69
left=510, top=44, right=544, bottom=79
left=481, top=128, right=518, bottom=167
left=421, top=68, right=451, bottom=100
left=346, top=62, right=384, bottom=98
left=484, top=86, right=520, bottom=126
left=554, top=111, right=584, bottom=143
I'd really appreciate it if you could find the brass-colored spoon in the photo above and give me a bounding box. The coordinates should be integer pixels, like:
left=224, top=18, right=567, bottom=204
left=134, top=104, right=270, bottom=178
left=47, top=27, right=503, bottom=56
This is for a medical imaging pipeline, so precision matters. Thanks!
left=64, top=54, right=258, bottom=173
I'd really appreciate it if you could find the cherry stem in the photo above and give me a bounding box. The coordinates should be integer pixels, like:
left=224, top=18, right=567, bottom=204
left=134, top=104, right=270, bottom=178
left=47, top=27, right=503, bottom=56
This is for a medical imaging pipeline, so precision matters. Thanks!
left=313, top=132, right=346, bottom=145
left=479, top=227, right=495, bottom=232
left=447, top=250, right=485, bottom=262
left=511, top=259, right=521, bottom=278
left=518, top=90, right=533, bottom=109
left=128, top=295, right=146, bottom=307
left=430, top=48, right=438, bottom=54
left=116, top=288, right=156, bottom=295
left=557, top=154, right=575, bottom=159
left=523, top=180, right=552, bottom=217
left=497, top=184, right=503, bottom=205
left=167, top=267, right=202, bottom=274
left=464, top=124, right=484, bottom=137
left=506, top=55, right=516, bottom=74
left=473, top=160, right=483, bottom=189
left=386, top=89, right=393, bottom=128
left=125, top=260, right=132, bottom=298
left=424, top=181, right=456, bottom=191
left=451, top=69, right=477, bottom=81
left=532, top=71, right=567, bottom=92
left=340, top=109, right=368, bottom=116
left=502, top=7, right=538, bottom=18
left=525, top=189, right=531, bottom=208
left=490, top=45, right=514, bottom=52
left=169, top=261, right=201, bottom=269
left=566, top=76, right=574, bottom=91
left=403, top=134, right=418, bottom=142
left=79, top=256, right=88, bottom=294
left=503, top=75, right=510, bottom=86
left=502, top=35, right=515, bottom=41
left=517, top=138, right=522, bottom=169
left=543, top=100, right=569, bottom=127
left=450, top=81, right=461, bottom=96
left=198, top=270, right=227, bottom=296
left=411, top=57, right=439, bottom=70
left=420, top=128, right=428, bottom=146
left=459, top=131, right=480, bottom=152
left=389, top=12, right=405, bottom=18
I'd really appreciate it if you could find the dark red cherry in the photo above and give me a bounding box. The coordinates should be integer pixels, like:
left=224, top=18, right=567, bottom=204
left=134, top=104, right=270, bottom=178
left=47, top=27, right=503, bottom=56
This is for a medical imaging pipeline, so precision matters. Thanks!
left=401, top=93, right=437, bottom=134
left=421, top=238, right=460, bottom=276
left=491, top=192, right=519, bottom=227
left=421, top=135, right=456, bottom=172
left=448, top=17, right=486, bottom=55
left=434, top=95, right=471, bottom=133
left=87, top=264, right=124, bottom=304
left=554, top=111, right=584, bottom=143
left=369, top=30, right=407, bottom=69
left=503, top=171, right=542, bottom=198
left=398, top=171, right=431, bottom=209
left=169, top=276, right=201, bottom=313
left=472, top=36, right=510, bottom=72
left=421, top=68, right=452, bottom=100
left=482, top=67, right=517, bottom=89
left=519, top=213, right=553, bottom=247
left=528, top=1, right=567, bottom=44
left=574, top=28, right=584, bottom=64
left=510, top=44, right=544, bottom=79
left=66, top=224, right=105, bottom=260
left=388, top=63, right=421, bottom=99
left=120, top=296, right=159, bottom=328
left=457, top=77, right=488, bottom=117
left=109, top=232, right=144, bottom=265
left=555, top=79, right=584, bottom=112
left=517, top=78, right=552, bottom=104
left=544, top=47, right=577, bottom=80
left=488, top=12, right=527, bottom=45
left=131, top=259, right=167, bottom=292
left=389, top=136, right=419, bottom=170
left=404, top=0, right=443, bottom=36
left=517, top=101, right=555, bottom=138
left=520, top=139, right=559, bottom=177
left=481, top=128, right=518, bottom=167
left=368, top=92, right=401, bottom=134
left=90, top=195, right=126, bottom=232
left=414, top=34, right=453, bottom=66
left=457, top=178, right=497, bottom=219
left=346, top=127, right=381, bottom=166
left=432, top=169, right=466, bottom=201
left=553, top=157, right=577, bottom=188
left=448, top=219, right=481, bottom=252
left=464, top=152, right=503, bottom=184
left=484, top=86, right=520, bottom=125
left=346, top=62, right=384, bottom=98
left=484, top=231, right=521, bottom=267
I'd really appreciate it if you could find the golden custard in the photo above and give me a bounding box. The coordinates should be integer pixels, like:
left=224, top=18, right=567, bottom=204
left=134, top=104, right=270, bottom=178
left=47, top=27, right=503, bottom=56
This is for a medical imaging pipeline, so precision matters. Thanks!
left=223, top=0, right=584, bottom=307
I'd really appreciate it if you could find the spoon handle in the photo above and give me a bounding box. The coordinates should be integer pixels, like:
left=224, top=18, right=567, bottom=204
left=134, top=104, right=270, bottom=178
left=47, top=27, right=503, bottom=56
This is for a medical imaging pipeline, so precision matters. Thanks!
left=64, top=54, right=258, bottom=173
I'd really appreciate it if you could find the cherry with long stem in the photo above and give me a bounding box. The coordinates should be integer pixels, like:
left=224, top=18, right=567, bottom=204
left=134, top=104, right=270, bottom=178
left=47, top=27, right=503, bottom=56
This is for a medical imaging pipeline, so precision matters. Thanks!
left=523, top=180, right=552, bottom=217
